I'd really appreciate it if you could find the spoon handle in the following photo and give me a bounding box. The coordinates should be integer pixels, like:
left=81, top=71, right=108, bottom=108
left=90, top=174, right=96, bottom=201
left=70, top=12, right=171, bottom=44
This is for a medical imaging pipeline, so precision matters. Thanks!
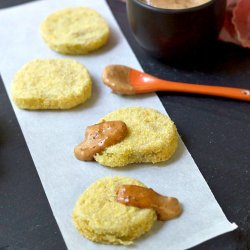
left=131, top=70, right=250, bottom=102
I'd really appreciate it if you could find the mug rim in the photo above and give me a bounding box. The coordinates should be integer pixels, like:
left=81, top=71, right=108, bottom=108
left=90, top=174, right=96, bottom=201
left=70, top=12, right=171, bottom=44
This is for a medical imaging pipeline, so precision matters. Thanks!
left=130, top=0, right=217, bottom=13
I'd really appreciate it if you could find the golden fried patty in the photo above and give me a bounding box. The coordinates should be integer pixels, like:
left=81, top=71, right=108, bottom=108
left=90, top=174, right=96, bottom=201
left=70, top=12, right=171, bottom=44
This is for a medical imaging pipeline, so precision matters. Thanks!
left=40, top=7, right=110, bottom=54
left=11, top=59, right=91, bottom=109
left=94, top=107, right=178, bottom=167
left=72, top=176, right=157, bottom=245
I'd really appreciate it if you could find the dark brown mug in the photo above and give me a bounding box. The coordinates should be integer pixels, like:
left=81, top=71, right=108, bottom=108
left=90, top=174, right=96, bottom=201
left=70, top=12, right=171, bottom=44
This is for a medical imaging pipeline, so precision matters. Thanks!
left=127, top=0, right=227, bottom=62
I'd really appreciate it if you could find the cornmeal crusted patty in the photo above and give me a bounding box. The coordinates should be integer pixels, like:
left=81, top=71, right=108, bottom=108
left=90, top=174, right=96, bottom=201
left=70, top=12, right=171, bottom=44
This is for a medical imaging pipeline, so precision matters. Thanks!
left=11, top=59, right=91, bottom=109
left=94, top=107, right=178, bottom=167
left=40, top=7, right=110, bottom=55
left=72, top=176, right=157, bottom=245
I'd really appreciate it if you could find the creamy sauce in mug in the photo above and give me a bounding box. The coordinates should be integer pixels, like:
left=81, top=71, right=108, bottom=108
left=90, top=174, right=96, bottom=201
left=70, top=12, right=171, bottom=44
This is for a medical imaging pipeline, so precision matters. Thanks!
left=141, top=0, right=211, bottom=9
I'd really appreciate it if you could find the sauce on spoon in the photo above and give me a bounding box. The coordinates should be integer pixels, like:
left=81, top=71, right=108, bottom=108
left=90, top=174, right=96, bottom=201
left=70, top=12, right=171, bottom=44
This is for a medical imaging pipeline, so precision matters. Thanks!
left=102, top=65, right=135, bottom=95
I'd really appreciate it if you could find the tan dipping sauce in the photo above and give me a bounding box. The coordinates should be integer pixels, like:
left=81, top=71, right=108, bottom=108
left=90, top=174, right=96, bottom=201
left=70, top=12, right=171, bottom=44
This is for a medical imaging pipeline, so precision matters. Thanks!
left=74, top=121, right=128, bottom=161
left=102, top=65, right=135, bottom=95
left=116, top=185, right=182, bottom=221
left=141, top=0, right=211, bottom=9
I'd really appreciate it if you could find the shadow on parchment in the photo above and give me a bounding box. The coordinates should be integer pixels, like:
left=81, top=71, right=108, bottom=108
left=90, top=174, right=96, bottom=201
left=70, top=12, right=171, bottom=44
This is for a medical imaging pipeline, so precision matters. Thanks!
left=127, top=221, right=165, bottom=248
left=88, top=26, right=120, bottom=56
left=69, top=73, right=100, bottom=113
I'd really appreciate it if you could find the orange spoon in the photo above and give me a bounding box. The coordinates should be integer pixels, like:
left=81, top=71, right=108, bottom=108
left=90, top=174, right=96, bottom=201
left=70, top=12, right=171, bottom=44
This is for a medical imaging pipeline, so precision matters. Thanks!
left=102, top=65, right=250, bottom=101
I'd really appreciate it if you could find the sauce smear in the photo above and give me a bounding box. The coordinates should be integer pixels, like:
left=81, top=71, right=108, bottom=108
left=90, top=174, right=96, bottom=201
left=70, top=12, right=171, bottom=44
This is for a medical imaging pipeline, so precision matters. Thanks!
left=74, top=121, right=128, bottom=161
left=116, top=185, right=182, bottom=221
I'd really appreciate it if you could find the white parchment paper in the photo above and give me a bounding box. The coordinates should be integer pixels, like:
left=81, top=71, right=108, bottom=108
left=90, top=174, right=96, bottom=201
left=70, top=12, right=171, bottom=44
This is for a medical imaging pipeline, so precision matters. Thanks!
left=0, top=0, right=237, bottom=249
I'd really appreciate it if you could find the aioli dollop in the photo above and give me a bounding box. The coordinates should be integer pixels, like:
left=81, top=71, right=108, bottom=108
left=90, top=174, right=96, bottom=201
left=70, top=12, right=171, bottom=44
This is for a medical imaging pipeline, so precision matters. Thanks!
left=74, top=121, right=128, bottom=161
left=116, top=185, right=182, bottom=221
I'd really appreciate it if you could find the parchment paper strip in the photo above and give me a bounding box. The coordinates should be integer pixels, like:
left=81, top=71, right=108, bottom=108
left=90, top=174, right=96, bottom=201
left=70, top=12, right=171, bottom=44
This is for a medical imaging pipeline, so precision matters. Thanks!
left=0, top=1, right=237, bottom=249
